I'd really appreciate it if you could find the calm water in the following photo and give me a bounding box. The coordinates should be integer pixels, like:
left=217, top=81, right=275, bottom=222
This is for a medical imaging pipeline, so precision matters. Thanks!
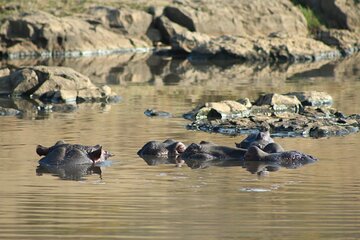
left=1, top=53, right=360, bottom=239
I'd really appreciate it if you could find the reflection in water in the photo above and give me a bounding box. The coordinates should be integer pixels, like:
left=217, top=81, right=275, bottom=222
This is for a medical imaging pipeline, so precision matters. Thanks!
left=139, top=154, right=317, bottom=174
left=184, top=158, right=243, bottom=169
left=243, top=159, right=316, bottom=175
left=1, top=53, right=360, bottom=239
left=36, top=163, right=102, bottom=181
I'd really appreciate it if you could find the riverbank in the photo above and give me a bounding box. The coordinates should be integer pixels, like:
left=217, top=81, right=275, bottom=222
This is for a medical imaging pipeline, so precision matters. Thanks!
left=0, top=0, right=359, bottom=62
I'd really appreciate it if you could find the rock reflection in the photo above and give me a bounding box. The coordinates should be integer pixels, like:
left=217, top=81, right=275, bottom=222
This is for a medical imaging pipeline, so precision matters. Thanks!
left=0, top=97, right=115, bottom=120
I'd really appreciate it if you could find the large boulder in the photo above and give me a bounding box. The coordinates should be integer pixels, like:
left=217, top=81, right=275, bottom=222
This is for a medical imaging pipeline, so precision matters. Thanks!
left=0, top=11, right=149, bottom=58
left=0, top=66, right=118, bottom=103
left=172, top=33, right=340, bottom=62
left=286, top=91, right=333, bottom=107
left=161, top=0, right=308, bottom=38
left=87, top=6, right=153, bottom=36
left=155, top=15, right=189, bottom=45
left=298, top=0, right=360, bottom=33
left=315, top=29, right=360, bottom=55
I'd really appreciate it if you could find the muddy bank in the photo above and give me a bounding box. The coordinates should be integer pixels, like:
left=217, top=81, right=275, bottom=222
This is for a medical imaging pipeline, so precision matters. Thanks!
left=0, top=0, right=359, bottom=62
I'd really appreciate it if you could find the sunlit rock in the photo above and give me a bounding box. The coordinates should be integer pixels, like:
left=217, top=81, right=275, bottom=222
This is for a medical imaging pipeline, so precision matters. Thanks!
left=254, top=93, right=302, bottom=112
left=185, top=91, right=360, bottom=138
left=286, top=91, right=333, bottom=107
left=0, top=66, right=119, bottom=103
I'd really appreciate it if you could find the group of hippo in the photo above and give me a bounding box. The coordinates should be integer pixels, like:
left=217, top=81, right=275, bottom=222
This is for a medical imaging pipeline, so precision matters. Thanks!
left=36, top=131, right=317, bottom=179
left=137, top=131, right=317, bottom=171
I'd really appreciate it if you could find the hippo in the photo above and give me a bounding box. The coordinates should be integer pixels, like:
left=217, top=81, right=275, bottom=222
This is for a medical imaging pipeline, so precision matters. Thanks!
left=36, top=140, right=113, bottom=166
left=263, top=142, right=285, bottom=153
left=235, top=131, right=274, bottom=149
left=137, top=139, right=186, bottom=158
left=181, top=141, right=247, bottom=161
left=144, top=109, right=172, bottom=118
left=244, top=145, right=317, bottom=169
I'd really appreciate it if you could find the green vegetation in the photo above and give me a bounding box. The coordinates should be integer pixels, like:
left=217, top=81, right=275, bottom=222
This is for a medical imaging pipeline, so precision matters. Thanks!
left=298, top=5, right=323, bottom=33
left=290, top=0, right=326, bottom=34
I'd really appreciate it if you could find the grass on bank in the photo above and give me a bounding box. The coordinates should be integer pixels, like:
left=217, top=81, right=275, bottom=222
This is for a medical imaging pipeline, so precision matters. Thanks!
left=290, top=0, right=327, bottom=34
left=0, top=0, right=162, bottom=19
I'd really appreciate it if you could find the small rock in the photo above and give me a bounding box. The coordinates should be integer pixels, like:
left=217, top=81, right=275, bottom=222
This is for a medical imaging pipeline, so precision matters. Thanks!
left=286, top=91, right=333, bottom=107
left=254, top=93, right=302, bottom=111
left=0, top=106, right=21, bottom=116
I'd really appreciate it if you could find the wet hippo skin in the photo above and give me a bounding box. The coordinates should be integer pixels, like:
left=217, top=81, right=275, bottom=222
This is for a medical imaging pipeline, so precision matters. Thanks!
left=36, top=140, right=113, bottom=165
left=235, top=131, right=274, bottom=149
left=137, top=139, right=186, bottom=157
left=244, top=145, right=317, bottom=168
left=181, top=141, right=247, bottom=161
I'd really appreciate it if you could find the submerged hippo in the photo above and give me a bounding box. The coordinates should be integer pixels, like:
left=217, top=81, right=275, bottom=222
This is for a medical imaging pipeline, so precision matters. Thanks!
left=235, top=131, right=274, bottom=149
left=137, top=139, right=186, bottom=158
left=181, top=141, right=247, bottom=161
left=244, top=145, right=317, bottom=168
left=36, top=140, right=113, bottom=166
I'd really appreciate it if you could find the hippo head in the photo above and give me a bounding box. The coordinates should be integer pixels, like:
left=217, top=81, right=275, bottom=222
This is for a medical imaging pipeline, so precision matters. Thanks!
left=36, top=141, right=113, bottom=165
left=235, top=131, right=274, bottom=149
left=180, top=142, right=216, bottom=161
left=245, top=145, right=318, bottom=169
left=87, top=145, right=113, bottom=163
left=137, top=139, right=186, bottom=158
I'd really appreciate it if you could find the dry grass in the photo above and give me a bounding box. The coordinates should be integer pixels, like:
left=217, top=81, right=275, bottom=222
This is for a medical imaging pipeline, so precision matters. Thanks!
left=0, top=0, right=168, bottom=18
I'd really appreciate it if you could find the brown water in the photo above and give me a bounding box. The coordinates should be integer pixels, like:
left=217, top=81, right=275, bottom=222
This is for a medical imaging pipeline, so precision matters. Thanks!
left=1, top=54, right=360, bottom=239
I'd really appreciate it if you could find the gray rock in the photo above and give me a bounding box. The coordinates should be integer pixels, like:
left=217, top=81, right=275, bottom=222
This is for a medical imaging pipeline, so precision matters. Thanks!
left=286, top=91, right=333, bottom=107
left=1, top=66, right=118, bottom=103
left=185, top=91, right=360, bottom=138
left=254, top=93, right=302, bottom=112
left=162, top=0, right=308, bottom=38
left=186, top=100, right=249, bottom=120
left=0, top=11, right=149, bottom=59
left=0, top=106, right=21, bottom=116
left=155, top=15, right=189, bottom=44
left=88, top=6, right=153, bottom=36
left=298, top=0, right=360, bottom=33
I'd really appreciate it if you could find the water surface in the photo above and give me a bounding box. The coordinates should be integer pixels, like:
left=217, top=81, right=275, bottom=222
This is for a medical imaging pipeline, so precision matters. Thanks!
left=1, top=54, right=360, bottom=239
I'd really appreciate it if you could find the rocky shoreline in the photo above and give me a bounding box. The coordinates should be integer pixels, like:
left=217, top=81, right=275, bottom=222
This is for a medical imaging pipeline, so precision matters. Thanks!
left=0, top=0, right=359, bottom=63
left=184, top=91, right=360, bottom=138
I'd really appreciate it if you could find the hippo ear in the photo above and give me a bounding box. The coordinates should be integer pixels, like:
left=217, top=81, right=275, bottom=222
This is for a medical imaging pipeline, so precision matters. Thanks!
left=245, top=146, right=266, bottom=161
left=175, top=142, right=186, bottom=154
left=55, top=140, right=65, bottom=145
left=88, top=146, right=102, bottom=162
left=36, top=145, right=49, bottom=156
